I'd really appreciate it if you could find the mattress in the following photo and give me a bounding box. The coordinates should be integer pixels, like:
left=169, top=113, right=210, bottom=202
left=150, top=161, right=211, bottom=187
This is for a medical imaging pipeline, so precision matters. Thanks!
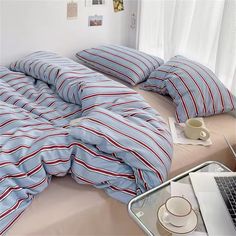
left=7, top=76, right=236, bottom=236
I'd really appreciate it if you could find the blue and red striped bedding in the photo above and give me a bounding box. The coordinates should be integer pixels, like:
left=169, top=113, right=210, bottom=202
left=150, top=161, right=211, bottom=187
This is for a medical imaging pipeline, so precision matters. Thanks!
left=0, top=51, right=173, bottom=234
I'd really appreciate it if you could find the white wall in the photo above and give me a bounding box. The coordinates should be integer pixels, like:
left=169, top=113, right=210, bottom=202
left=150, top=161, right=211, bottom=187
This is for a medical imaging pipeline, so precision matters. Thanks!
left=0, top=0, right=2, bottom=64
left=0, top=0, right=138, bottom=66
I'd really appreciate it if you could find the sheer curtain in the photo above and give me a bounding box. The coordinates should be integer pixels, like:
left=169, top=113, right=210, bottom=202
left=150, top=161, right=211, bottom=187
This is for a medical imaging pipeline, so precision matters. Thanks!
left=138, top=0, right=236, bottom=94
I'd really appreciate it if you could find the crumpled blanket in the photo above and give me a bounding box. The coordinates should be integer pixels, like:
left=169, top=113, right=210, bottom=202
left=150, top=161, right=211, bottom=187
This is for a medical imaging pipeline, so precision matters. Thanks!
left=0, top=51, right=173, bottom=234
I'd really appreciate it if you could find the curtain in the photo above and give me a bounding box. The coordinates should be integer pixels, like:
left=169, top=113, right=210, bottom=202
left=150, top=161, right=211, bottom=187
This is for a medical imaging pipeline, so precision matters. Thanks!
left=138, top=0, right=236, bottom=95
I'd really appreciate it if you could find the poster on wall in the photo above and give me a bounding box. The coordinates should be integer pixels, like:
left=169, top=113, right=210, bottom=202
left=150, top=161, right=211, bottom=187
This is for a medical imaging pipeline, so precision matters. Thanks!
left=85, top=0, right=105, bottom=7
left=88, top=15, right=103, bottom=26
left=113, top=0, right=124, bottom=12
left=67, top=2, right=78, bottom=20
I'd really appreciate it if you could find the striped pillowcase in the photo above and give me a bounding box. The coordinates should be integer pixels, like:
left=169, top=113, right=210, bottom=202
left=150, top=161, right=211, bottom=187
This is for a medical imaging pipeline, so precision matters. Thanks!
left=142, top=56, right=236, bottom=122
left=76, top=45, right=164, bottom=86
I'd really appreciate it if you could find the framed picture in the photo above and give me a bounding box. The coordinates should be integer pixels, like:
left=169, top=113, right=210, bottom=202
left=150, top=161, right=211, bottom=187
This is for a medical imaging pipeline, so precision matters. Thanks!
left=88, top=15, right=103, bottom=27
left=113, top=0, right=124, bottom=12
left=85, top=0, right=105, bottom=7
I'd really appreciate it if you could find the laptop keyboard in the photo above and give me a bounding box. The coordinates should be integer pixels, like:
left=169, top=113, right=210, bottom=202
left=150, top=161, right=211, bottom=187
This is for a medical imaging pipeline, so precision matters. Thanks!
left=215, top=176, right=236, bottom=227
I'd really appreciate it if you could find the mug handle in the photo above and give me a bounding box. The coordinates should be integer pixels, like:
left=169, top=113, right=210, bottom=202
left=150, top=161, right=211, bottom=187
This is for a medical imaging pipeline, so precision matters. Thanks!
left=199, top=127, right=210, bottom=141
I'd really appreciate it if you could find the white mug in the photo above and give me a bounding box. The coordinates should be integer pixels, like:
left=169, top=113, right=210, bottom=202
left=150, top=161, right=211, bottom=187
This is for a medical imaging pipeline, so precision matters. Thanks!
left=184, top=118, right=210, bottom=141
left=162, top=196, right=192, bottom=227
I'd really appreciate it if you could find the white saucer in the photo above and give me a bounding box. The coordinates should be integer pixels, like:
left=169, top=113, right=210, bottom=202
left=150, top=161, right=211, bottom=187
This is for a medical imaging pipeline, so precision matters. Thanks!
left=157, top=204, right=198, bottom=234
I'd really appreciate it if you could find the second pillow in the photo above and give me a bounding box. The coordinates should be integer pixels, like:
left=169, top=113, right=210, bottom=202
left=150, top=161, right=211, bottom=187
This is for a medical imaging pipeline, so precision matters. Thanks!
left=142, top=55, right=236, bottom=122
left=76, top=45, right=164, bottom=86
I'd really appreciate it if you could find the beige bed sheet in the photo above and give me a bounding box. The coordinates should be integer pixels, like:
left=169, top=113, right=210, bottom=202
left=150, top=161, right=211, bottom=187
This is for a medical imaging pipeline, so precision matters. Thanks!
left=8, top=80, right=236, bottom=236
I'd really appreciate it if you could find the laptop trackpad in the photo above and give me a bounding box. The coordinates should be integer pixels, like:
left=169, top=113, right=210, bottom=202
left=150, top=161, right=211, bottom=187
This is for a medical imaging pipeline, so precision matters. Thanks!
left=197, top=192, right=236, bottom=236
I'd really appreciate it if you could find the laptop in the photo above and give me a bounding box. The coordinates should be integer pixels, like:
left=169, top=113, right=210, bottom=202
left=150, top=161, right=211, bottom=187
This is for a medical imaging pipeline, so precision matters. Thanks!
left=190, top=172, right=236, bottom=236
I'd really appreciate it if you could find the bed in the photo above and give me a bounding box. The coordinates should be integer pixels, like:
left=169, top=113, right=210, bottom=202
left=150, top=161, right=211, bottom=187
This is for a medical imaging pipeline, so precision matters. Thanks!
left=7, top=72, right=236, bottom=236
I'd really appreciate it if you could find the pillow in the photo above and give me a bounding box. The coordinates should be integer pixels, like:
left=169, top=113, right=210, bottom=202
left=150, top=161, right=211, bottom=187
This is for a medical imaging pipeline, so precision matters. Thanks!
left=142, top=55, right=236, bottom=122
left=76, top=45, right=164, bottom=85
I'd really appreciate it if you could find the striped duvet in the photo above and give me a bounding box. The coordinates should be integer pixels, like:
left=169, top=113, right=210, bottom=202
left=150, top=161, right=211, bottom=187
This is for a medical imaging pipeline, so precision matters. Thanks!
left=0, top=52, right=173, bottom=234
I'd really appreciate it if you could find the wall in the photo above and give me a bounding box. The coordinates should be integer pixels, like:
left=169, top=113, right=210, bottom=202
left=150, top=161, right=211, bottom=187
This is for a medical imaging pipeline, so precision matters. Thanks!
left=0, top=0, right=2, bottom=64
left=0, top=0, right=138, bottom=66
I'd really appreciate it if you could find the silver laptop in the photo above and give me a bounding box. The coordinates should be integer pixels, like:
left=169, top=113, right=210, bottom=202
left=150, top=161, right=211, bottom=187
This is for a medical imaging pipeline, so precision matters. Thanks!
left=190, top=172, right=236, bottom=236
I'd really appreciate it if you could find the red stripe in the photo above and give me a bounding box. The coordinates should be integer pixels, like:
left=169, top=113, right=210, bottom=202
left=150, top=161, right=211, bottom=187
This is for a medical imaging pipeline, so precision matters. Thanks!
left=72, top=142, right=123, bottom=163
left=32, top=60, right=44, bottom=77
left=82, top=102, right=109, bottom=113
left=1, top=132, right=69, bottom=155
left=82, top=100, right=139, bottom=113
left=0, top=110, right=30, bottom=116
left=83, top=85, right=126, bottom=89
left=29, top=176, right=48, bottom=189
left=57, top=71, right=98, bottom=81
left=118, top=46, right=159, bottom=68
left=0, top=164, right=44, bottom=185
left=227, top=90, right=235, bottom=110
left=0, top=124, right=53, bottom=138
left=172, top=65, right=207, bottom=114
left=57, top=76, right=76, bottom=91
left=22, top=57, right=34, bottom=73
left=159, top=69, right=199, bottom=116
left=38, top=62, right=46, bottom=75
left=0, top=209, right=25, bottom=235
left=43, top=158, right=70, bottom=165
left=0, top=75, right=25, bottom=81
left=94, top=48, right=146, bottom=78
left=81, top=91, right=137, bottom=101
left=0, top=117, right=31, bottom=128
left=72, top=171, right=136, bottom=196
left=47, top=66, right=56, bottom=81
left=84, top=50, right=142, bottom=81
left=77, top=54, right=136, bottom=85
left=0, top=186, right=21, bottom=201
left=62, top=108, right=81, bottom=119
left=180, top=58, right=225, bottom=113
left=0, top=194, right=30, bottom=220
left=138, top=169, right=148, bottom=190
left=146, top=76, right=166, bottom=84
left=74, top=174, right=95, bottom=185
left=104, top=46, right=151, bottom=70
left=168, top=79, right=190, bottom=122
left=74, top=158, right=134, bottom=180
left=27, top=164, right=43, bottom=176
left=172, top=60, right=217, bottom=113
left=57, top=76, right=90, bottom=91
left=3, top=134, right=37, bottom=140
left=109, top=185, right=136, bottom=196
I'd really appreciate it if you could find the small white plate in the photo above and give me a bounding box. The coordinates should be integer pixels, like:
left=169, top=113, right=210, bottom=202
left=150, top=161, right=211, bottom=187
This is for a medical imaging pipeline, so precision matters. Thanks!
left=157, top=204, right=198, bottom=234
